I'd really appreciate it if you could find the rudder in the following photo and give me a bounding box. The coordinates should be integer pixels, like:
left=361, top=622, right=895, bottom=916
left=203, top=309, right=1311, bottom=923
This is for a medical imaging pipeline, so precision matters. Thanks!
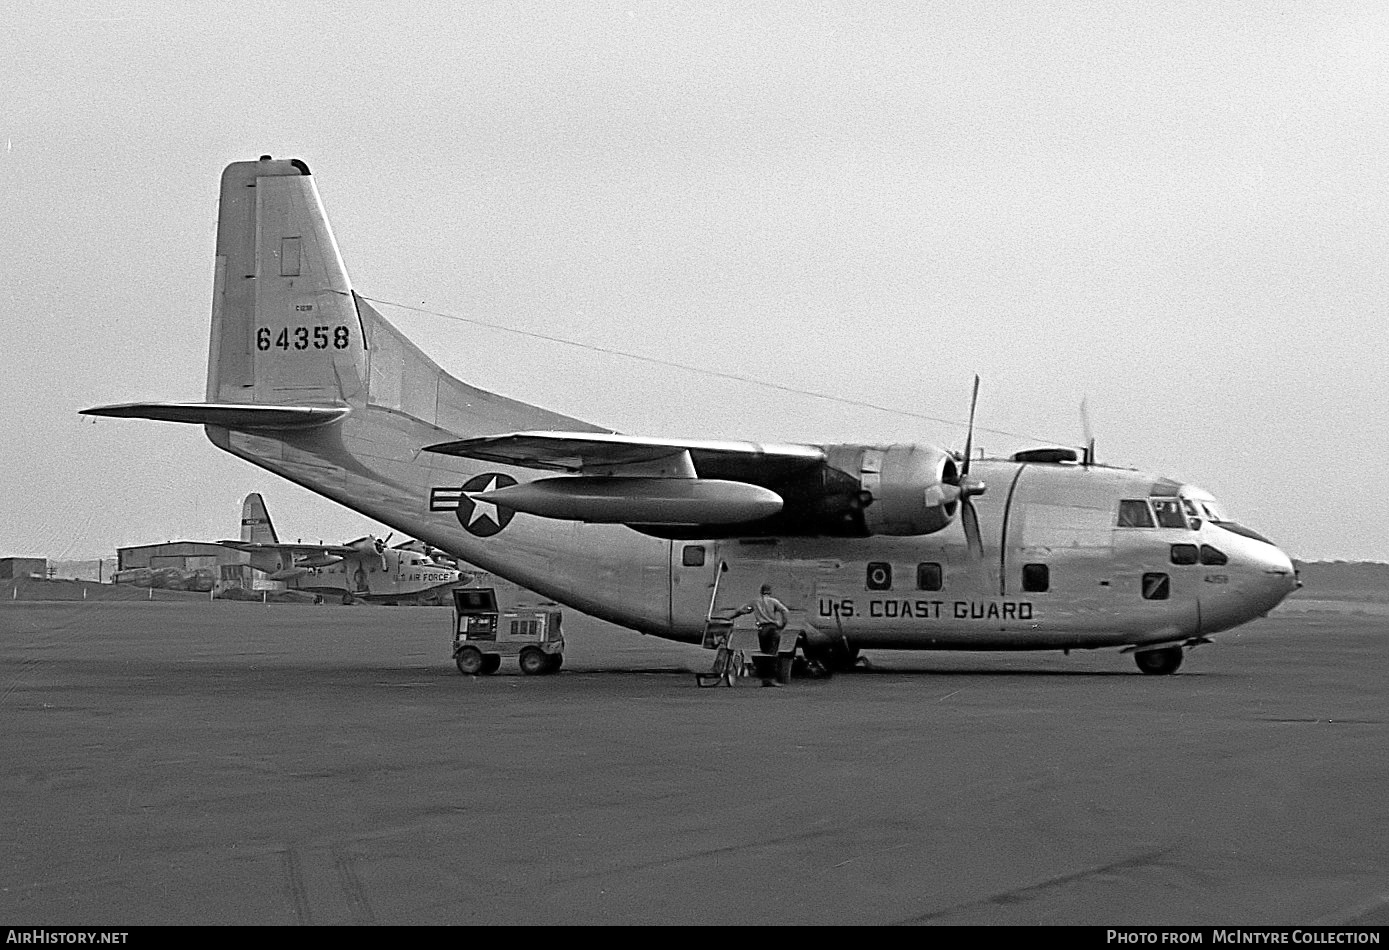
left=207, top=157, right=368, bottom=408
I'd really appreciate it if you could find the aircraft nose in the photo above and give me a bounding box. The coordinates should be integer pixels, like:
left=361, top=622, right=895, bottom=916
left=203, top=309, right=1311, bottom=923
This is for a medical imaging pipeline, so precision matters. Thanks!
left=1250, top=539, right=1299, bottom=608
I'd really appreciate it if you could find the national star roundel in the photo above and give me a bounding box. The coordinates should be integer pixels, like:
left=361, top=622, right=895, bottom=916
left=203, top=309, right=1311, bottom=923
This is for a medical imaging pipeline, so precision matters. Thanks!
left=429, top=473, right=518, bottom=537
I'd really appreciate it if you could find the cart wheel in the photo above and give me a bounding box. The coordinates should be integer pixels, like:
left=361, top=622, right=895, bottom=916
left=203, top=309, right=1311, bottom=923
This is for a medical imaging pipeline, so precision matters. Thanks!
left=723, top=649, right=743, bottom=685
left=479, top=654, right=501, bottom=675
left=519, top=647, right=548, bottom=676
left=455, top=646, right=485, bottom=675
left=545, top=653, right=563, bottom=673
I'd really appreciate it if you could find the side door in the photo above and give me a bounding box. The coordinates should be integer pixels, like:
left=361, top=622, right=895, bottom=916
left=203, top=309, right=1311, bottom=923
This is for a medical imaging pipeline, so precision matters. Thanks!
left=668, top=541, right=723, bottom=638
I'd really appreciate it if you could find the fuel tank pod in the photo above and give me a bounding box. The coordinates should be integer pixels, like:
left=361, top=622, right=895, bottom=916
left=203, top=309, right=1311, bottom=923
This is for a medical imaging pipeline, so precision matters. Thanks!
left=474, top=477, right=784, bottom=525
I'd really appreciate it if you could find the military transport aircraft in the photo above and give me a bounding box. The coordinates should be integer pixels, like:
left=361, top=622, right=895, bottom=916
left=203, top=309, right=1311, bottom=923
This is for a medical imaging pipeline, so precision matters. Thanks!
left=83, top=157, right=1299, bottom=674
left=222, top=492, right=467, bottom=605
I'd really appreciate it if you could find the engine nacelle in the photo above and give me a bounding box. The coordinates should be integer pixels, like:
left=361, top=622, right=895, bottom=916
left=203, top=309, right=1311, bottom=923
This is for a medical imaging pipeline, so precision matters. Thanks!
left=822, top=442, right=960, bottom=536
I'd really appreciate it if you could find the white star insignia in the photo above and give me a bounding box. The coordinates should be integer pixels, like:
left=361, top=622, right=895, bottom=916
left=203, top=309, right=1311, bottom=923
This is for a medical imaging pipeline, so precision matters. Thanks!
left=464, top=476, right=502, bottom=528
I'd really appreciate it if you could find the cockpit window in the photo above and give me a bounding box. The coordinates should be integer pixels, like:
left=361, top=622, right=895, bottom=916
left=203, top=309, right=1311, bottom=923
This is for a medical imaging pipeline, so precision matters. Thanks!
left=1117, top=500, right=1155, bottom=528
left=1199, top=545, right=1228, bottom=566
left=1151, top=499, right=1187, bottom=529
left=1170, top=544, right=1199, bottom=565
left=1180, top=498, right=1203, bottom=530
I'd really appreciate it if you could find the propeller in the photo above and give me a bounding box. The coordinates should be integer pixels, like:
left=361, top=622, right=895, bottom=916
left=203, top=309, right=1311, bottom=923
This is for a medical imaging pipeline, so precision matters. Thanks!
left=1080, top=396, right=1096, bottom=467
left=943, top=375, right=987, bottom=563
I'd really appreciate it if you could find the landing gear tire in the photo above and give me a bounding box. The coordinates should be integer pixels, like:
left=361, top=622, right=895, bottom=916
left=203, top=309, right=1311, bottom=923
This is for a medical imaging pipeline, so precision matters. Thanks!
left=340, top=592, right=354, bottom=605
left=479, top=654, right=501, bottom=675
left=455, top=646, right=485, bottom=675
left=519, top=647, right=549, bottom=676
left=807, top=643, right=860, bottom=673
left=1135, top=646, right=1183, bottom=675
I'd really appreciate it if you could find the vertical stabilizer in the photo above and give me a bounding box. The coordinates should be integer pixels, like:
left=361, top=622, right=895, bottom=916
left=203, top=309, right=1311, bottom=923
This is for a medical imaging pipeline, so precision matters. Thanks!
left=207, top=157, right=368, bottom=407
left=240, top=493, right=279, bottom=544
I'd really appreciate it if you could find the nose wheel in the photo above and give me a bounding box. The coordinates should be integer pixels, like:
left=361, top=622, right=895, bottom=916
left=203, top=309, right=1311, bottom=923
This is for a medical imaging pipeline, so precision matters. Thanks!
left=1134, top=646, right=1183, bottom=675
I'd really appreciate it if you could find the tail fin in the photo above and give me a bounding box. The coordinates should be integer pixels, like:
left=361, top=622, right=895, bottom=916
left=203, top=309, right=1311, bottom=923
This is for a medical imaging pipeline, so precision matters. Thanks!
left=85, top=156, right=602, bottom=440
left=208, top=156, right=368, bottom=407
left=240, top=493, right=279, bottom=544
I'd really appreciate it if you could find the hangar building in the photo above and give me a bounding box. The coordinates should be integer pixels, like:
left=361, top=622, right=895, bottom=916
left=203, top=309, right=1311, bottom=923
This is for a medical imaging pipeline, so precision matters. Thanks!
left=116, top=542, right=263, bottom=591
left=1, top=557, right=48, bottom=580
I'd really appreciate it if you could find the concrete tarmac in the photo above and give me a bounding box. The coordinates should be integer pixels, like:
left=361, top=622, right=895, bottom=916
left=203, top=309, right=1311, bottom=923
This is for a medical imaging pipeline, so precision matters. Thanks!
left=2, top=599, right=1386, bottom=925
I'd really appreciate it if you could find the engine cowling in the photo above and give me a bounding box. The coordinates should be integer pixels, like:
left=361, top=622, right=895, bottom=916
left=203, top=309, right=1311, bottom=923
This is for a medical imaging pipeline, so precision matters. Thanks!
left=822, top=442, right=960, bottom=536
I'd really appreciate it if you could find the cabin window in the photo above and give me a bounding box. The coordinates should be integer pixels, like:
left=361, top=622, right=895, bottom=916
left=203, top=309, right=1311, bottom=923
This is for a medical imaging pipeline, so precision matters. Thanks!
left=1199, top=544, right=1228, bottom=566
left=1152, top=498, right=1187, bottom=529
left=866, top=562, right=892, bottom=591
left=1117, top=500, right=1155, bottom=528
left=1142, top=572, right=1171, bottom=600
left=681, top=545, right=706, bottom=567
left=1170, top=544, right=1198, bottom=565
left=916, top=562, right=943, bottom=591
left=1021, top=563, right=1049, bottom=592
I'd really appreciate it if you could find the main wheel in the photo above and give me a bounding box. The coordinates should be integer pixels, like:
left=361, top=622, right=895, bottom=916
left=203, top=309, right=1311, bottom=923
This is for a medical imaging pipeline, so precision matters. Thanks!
left=806, top=643, right=860, bottom=673
left=455, top=646, right=485, bottom=675
left=479, top=654, right=502, bottom=674
left=1134, top=646, right=1183, bottom=675
left=519, top=647, right=549, bottom=676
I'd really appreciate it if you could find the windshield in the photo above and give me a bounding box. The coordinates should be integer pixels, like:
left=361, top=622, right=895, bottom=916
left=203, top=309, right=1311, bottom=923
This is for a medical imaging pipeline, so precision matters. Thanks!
left=1199, top=499, right=1230, bottom=522
left=1150, top=498, right=1187, bottom=529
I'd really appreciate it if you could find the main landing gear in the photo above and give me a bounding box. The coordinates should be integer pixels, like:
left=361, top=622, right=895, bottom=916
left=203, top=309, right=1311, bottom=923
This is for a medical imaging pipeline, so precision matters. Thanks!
left=1133, top=645, right=1183, bottom=676
left=803, top=643, right=863, bottom=674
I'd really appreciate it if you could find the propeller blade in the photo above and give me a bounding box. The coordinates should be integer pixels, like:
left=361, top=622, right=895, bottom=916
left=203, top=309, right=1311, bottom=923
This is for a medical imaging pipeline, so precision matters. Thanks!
left=961, top=497, right=983, bottom=562
left=1080, top=396, right=1095, bottom=466
left=962, top=374, right=980, bottom=477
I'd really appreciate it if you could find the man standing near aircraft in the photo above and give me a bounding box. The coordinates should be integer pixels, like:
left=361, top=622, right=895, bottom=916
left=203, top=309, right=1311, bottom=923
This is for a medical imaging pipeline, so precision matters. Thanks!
left=737, top=584, right=790, bottom=686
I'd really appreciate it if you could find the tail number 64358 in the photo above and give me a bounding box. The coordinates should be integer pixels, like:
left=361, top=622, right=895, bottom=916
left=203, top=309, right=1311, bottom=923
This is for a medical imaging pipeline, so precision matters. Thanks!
left=256, top=326, right=351, bottom=351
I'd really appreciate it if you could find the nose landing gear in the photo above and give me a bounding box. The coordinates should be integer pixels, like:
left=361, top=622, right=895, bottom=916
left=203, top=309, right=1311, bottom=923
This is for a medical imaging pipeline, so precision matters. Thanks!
left=1134, top=645, right=1184, bottom=675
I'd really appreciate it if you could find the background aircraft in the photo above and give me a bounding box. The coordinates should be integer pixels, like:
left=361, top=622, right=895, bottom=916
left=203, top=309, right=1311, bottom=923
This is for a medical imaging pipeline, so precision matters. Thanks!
left=221, top=493, right=468, bottom=605
left=111, top=565, right=216, bottom=593
left=84, top=157, right=1298, bottom=673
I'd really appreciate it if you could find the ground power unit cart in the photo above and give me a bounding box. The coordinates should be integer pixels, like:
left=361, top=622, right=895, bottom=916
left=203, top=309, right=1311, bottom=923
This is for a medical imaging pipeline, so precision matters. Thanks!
left=452, top=587, right=564, bottom=675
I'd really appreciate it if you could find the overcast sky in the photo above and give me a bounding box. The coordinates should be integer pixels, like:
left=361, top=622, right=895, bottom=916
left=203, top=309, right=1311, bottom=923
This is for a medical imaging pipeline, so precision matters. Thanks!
left=4, top=2, right=1387, bottom=561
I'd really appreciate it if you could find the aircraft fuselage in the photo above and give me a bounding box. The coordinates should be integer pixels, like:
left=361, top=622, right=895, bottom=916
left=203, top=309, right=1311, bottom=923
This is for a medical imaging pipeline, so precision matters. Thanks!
left=213, top=412, right=1295, bottom=651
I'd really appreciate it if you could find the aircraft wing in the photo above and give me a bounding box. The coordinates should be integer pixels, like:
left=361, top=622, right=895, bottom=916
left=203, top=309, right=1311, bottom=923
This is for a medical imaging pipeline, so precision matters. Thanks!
left=422, top=431, right=825, bottom=474
left=422, top=431, right=829, bottom=529
left=218, top=540, right=360, bottom=556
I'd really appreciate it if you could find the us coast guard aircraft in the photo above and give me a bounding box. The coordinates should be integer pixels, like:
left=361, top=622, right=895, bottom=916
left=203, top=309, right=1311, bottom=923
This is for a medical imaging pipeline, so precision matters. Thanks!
left=83, top=157, right=1299, bottom=675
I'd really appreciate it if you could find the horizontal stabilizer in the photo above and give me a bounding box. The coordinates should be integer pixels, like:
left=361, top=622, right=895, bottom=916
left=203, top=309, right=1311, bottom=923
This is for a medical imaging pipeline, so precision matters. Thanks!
left=475, top=477, right=784, bottom=525
left=423, top=430, right=824, bottom=474
left=81, top=402, right=350, bottom=429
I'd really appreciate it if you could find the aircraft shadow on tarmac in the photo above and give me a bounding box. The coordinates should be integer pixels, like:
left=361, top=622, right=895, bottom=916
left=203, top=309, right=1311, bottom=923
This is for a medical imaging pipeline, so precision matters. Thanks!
left=15, top=655, right=1236, bottom=691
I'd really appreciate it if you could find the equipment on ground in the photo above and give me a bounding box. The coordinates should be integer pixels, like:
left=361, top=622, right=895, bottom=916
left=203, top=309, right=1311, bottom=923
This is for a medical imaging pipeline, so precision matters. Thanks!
left=452, top=587, right=564, bottom=676
left=696, top=611, right=801, bottom=687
